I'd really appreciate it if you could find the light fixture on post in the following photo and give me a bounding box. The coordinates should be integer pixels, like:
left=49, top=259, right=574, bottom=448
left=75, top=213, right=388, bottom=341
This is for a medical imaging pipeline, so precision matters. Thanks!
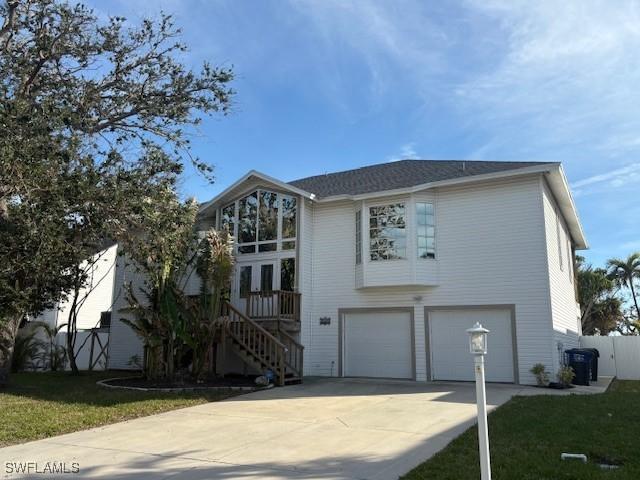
left=467, top=322, right=491, bottom=480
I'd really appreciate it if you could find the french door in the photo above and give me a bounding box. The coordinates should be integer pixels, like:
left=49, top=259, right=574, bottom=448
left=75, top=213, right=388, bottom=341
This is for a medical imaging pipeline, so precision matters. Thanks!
left=235, top=260, right=277, bottom=313
left=232, top=257, right=296, bottom=314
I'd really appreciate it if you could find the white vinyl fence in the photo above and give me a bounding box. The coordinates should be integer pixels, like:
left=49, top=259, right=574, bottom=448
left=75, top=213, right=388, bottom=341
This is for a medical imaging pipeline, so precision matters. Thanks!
left=579, top=335, right=640, bottom=380
left=55, top=330, right=109, bottom=371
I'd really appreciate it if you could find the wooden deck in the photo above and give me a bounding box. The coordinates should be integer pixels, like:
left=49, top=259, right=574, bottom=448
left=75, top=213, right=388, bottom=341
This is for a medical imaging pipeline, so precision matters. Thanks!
left=245, top=290, right=301, bottom=331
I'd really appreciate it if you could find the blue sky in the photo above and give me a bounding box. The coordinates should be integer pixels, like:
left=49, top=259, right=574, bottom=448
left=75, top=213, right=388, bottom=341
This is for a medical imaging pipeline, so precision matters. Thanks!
left=87, top=0, right=640, bottom=267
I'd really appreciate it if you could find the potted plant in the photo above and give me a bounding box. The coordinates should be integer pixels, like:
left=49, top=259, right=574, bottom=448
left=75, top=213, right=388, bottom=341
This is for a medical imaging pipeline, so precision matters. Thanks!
left=530, top=363, right=549, bottom=387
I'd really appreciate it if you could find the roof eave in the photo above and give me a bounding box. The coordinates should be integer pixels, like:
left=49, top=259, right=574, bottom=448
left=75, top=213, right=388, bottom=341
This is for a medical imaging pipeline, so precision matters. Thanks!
left=199, top=170, right=315, bottom=214
left=545, top=164, right=589, bottom=250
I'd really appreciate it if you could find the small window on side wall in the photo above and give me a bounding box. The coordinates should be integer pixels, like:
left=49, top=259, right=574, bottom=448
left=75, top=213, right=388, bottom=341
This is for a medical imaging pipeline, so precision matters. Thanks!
left=556, top=212, right=564, bottom=271
left=416, top=202, right=435, bottom=259
left=355, top=210, right=362, bottom=264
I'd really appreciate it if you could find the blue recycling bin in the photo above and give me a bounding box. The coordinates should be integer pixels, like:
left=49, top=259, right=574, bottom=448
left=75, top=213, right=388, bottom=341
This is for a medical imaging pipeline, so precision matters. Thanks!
left=565, top=349, right=594, bottom=386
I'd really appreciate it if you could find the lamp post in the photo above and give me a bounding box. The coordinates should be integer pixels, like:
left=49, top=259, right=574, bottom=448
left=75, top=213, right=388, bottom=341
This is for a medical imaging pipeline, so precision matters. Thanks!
left=467, top=322, right=491, bottom=480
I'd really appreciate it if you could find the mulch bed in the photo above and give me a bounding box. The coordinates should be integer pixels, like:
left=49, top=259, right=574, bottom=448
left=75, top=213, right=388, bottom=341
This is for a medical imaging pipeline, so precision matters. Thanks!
left=103, top=374, right=259, bottom=389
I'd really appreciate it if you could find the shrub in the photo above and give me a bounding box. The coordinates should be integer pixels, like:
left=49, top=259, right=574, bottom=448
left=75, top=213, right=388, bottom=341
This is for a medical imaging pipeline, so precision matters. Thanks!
left=530, top=363, right=549, bottom=386
left=557, top=365, right=575, bottom=387
left=11, top=329, right=41, bottom=372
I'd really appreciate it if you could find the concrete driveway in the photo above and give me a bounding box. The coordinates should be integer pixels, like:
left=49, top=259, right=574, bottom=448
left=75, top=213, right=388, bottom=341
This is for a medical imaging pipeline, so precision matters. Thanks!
left=1, top=378, right=526, bottom=480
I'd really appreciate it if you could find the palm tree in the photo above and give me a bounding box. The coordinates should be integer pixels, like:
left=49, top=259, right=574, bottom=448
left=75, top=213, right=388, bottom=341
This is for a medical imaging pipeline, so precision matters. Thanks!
left=607, top=252, right=640, bottom=321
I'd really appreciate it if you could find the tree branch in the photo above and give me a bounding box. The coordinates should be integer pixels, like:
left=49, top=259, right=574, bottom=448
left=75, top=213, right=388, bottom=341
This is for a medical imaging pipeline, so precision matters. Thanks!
left=0, top=0, right=18, bottom=53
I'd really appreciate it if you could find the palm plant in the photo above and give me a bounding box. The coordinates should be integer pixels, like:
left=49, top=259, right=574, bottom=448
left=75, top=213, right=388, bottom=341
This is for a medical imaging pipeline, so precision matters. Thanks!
left=32, top=321, right=68, bottom=371
left=179, top=229, right=235, bottom=381
left=11, top=329, right=41, bottom=373
left=119, top=197, right=198, bottom=381
left=120, top=287, right=167, bottom=379
left=607, top=252, right=640, bottom=321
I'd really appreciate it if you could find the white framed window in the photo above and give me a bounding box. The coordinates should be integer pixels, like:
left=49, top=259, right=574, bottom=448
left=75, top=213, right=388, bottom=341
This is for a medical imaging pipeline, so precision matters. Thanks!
left=556, top=212, right=564, bottom=271
left=355, top=210, right=362, bottom=264
left=369, top=203, right=406, bottom=260
left=567, top=238, right=573, bottom=283
left=221, top=203, right=236, bottom=237
left=416, top=202, right=435, bottom=259
left=219, top=190, right=297, bottom=255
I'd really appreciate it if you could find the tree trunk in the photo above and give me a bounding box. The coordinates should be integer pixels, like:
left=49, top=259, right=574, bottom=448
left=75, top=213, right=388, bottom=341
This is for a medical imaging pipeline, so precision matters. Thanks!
left=66, top=287, right=80, bottom=375
left=0, top=313, right=23, bottom=387
left=66, top=320, right=79, bottom=374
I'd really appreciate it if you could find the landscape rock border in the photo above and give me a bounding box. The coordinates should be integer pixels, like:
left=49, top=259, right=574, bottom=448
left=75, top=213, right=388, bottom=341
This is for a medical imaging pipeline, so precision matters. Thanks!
left=96, top=376, right=273, bottom=393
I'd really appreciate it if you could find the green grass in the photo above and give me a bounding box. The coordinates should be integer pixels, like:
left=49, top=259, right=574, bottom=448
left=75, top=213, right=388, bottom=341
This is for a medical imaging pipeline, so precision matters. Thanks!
left=0, top=371, right=237, bottom=447
left=403, top=380, right=640, bottom=480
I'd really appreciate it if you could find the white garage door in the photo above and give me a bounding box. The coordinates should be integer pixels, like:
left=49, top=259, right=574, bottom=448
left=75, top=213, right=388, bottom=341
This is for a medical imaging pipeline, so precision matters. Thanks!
left=429, top=309, right=515, bottom=383
left=344, top=311, right=413, bottom=379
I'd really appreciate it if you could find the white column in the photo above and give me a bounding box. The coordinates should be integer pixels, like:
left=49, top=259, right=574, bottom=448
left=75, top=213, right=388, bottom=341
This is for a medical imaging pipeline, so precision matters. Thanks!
left=474, top=354, right=492, bottom=480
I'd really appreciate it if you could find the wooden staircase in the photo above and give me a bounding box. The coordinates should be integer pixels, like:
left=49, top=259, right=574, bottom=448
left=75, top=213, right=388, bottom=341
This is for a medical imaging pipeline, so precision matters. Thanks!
left=221, top=302, right=304, bottom=386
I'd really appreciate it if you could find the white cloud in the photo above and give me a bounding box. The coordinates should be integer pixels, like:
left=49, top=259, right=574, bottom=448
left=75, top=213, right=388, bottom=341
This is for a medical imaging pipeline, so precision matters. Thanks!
left=285, top=1, right=454, bottom=113
left=572, top=162, right=640, bottom=193
left=388, top=142, right=419, bottom=161
left=458, top=0, right=640, bottom=160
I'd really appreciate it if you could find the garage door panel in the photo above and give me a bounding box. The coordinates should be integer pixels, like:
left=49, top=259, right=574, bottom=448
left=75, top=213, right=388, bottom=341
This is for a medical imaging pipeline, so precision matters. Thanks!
left=429, top=309, right=514, bottom=383
left=344, top=312, right=413, bottom=379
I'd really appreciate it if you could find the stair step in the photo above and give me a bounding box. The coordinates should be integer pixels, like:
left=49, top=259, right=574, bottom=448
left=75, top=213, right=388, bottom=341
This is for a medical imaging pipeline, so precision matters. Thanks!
left=225, top=318, right=303, bottom=386
left=284, top=376, right=302, bottom=385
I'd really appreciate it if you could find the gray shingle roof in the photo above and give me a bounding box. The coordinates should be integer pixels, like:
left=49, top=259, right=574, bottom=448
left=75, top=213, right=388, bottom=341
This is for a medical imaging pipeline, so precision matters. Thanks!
left=288, top=160, right=552, bottom=198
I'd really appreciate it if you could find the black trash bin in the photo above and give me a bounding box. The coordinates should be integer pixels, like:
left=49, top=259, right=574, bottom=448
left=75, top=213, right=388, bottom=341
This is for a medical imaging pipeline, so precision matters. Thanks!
left=581, top=348, right=599, bottom=381
left=566, top=348, right=599, bottom=382
left=565, top=349, right=593, bottom=386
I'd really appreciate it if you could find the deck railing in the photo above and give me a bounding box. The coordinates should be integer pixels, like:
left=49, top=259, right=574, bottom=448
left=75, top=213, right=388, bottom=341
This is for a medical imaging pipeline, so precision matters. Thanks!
left=278, top=329, right=304, bottom=380
left=221, top=302, right=287, bottom=386
left=245, top=290, right=301, bottom=323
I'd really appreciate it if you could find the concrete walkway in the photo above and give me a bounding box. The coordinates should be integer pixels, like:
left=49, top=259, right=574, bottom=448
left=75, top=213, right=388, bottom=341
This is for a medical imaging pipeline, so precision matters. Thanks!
left=0, top=378, right=607, bottom=480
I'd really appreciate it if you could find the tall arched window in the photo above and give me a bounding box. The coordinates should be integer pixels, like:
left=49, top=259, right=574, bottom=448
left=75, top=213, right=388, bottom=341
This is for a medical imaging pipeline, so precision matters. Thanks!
left=221, top=189, right=297, bottom=254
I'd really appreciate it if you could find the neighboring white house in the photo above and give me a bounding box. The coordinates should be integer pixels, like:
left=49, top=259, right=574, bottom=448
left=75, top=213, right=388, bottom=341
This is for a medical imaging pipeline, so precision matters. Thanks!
left=34, top=243, right=119, bottom=332
left=30, top=243, right=118, bottom=370
left=108, top=160, right=587, bottom=385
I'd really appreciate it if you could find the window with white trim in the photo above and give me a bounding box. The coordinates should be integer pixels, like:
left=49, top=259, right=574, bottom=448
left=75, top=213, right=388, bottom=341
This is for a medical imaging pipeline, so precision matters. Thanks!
left=220, top=190, right=297, bottom=254
left=567, top=238, right=573, bottom=283
left=355, top=210, right=362, bottom=264
left=369, top=203, right=406, bottom=260
left=221, top=203, right=235, bottom=236
left=556, top=212, right=564, bottom=271
left=416, top=202, right=435, bottom=259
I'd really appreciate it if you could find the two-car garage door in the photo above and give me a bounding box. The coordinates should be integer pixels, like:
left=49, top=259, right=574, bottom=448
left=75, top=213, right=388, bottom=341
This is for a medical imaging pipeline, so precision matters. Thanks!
left=429, top=309, right=515, bottom=383
left=341, top=308, right=515, bottom=383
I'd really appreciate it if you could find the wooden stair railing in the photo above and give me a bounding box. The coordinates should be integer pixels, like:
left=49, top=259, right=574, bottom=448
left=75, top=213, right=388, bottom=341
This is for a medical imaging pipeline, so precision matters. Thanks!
left=245, top=290, right=301, bottom=322
left=221, top=301, right=289, bottom=386
left=277, top=328, right=304, bottom=380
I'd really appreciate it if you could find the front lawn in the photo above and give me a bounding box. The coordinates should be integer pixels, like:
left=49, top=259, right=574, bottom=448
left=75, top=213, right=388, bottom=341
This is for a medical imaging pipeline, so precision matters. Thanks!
left=403, top=380, right=640, bottom=480
left=0, top=371, right=237, bottom=447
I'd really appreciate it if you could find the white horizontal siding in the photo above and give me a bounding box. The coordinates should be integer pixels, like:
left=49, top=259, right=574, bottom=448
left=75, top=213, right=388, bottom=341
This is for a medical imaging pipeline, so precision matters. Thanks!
left=305, top=175, right=555, bottom=384
left=542, top=180, right=581, bottom=374
left=107, top=252, right=144, bottom=369
left=33, top=244, right=118, bottom=331
left=299, top=198, right=314, bottom=360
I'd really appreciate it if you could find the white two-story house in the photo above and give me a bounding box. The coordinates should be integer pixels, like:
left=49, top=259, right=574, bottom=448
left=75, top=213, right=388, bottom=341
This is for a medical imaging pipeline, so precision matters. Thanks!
left=108, top=159, right=587, bottom=385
